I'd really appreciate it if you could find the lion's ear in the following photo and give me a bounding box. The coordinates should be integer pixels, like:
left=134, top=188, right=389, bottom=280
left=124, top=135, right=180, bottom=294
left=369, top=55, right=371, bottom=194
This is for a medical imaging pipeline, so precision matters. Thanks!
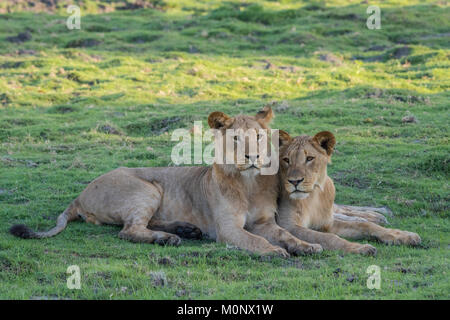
left=255, top=105, right=274, bottom=125
left=313, top=131, right=336, bottom=156
left=278, top=130, right=292, bottom=147
left=208, top=111, right=233, bottom=129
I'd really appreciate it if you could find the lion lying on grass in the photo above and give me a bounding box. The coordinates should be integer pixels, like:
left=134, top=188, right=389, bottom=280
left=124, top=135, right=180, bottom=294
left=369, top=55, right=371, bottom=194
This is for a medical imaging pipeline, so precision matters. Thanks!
left=276, top=130, right=421, bottom=255
left=10, top=107, right=321, bottom=257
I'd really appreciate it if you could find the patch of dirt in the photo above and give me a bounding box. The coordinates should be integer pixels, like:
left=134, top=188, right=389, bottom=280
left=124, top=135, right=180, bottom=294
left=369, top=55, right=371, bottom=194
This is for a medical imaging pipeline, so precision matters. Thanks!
left=149, top=271, right=167, bottom=287
left=1, top=61, right=28, bottom=69
left=419, top=32, right=450, bottom=40
left=278, top=33, right=316, bottom=45
left=333, top=268, right=357, bottom=283
left=65, top=38, right=102, bottom=48
left=392, top=46, right=412, bottom=59
left=158, top=257, right=174, bottom=266
left=125, top=116, right=186, bottom=136
left=318, top=53, right=343, bottom=66
left=1, top=93, right=11, bottom=106
left=363, top=89, right=430, bottom=105
left=321, top=13, right=360, bottom=21
left=6, top=31, right=32, bottom=43
left=402, top=115, right=418, bottom=123
left=364, top=45, right=388, bottom=52
left=98, top=124, right=121, bottom=135
left=188, top=45, right=200, bottom=53
left=47, top=105, right=76, bottom=114
left=353, top=54, right=385, bottom=62
left=117, top=0, right=167, bottom=11
left=127, top=34, right=161, bottom=44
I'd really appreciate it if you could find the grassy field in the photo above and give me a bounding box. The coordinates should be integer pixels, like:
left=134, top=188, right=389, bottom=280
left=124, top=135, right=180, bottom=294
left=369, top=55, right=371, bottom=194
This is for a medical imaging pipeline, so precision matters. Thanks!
left=0, top=0, right=449, bottom=299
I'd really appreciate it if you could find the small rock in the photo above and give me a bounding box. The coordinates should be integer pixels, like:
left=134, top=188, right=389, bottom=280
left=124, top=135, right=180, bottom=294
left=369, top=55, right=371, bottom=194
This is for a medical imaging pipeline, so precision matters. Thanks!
left=119, top=286, right=128, bottom=293
left=319, top=53, right=342, bottom=65
left=176, top=289, right=187, bottom=297
left=7, top=32, right=32, bottom=43
left=264, top=61, right=275, bottom=70
left=98, top=124, right=120, bottom=135
left=150, top=271, right=167, bottom=287
left=364, top=45, right=387, bottom=52
left=158, top=257, right=173, bottom=266
left=26, top=160, right=38, bottom=168
left=402, top=115, right=417, bottom=123
left=392, top=46, right=411, bottom=59
left=188, top=45, right=199, bottom=53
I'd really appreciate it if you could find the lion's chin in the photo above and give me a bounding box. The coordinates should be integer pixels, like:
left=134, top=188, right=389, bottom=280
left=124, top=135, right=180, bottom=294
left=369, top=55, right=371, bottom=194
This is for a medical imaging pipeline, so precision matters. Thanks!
left=290, top=191, right=310, bottom=200
left=240, top=167, right=260, bottom=178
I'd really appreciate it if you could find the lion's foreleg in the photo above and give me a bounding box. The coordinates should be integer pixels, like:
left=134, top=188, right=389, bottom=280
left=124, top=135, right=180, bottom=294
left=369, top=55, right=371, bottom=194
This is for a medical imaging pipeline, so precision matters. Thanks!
left=249, top=220, right=323, bottom=255
left=215, top=218, right=289, bottom=258
left=286, top=224, right=376, bottom=256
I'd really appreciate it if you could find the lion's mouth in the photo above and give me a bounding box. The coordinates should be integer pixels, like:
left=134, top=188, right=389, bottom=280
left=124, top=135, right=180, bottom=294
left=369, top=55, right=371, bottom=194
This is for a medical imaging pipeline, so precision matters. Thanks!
left=289, top=190, right=310, bottom=199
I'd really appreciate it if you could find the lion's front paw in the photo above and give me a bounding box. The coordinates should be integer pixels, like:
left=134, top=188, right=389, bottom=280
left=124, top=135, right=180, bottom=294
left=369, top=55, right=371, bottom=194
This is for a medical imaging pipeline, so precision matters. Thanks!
left=264, top=246, right=290, bottom=258
left=155, top=234, right=182, bottom=246
left=290, top=242, right=323, bottom=256
left=350, top=244, right=377, bottom=256
left=380, top=230, right=421, bottom=246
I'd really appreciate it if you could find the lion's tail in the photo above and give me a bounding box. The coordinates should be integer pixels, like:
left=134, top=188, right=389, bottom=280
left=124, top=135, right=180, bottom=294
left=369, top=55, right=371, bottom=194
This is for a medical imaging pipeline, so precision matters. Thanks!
left=9, top=201, right=80, bottom=239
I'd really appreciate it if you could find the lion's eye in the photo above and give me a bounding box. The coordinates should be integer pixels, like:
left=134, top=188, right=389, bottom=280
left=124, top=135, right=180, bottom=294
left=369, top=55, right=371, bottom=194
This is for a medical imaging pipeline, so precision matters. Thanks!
left=283, top=157, right=290, bottom=164
left=306, top=156, right=315, bottom=162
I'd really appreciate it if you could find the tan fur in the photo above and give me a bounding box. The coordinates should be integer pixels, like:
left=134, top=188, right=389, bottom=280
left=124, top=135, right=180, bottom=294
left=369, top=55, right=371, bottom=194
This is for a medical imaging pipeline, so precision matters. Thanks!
left=11, top=107, right=322, bottom=257
left=276, top=131, right=421, bottom=256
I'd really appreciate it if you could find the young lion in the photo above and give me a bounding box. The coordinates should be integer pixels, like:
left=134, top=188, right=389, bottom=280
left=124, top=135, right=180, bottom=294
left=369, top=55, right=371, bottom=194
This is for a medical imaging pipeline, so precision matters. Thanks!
left=276, top=130, right=421, bottom=255
left=10, top=107, right=321, bottom=257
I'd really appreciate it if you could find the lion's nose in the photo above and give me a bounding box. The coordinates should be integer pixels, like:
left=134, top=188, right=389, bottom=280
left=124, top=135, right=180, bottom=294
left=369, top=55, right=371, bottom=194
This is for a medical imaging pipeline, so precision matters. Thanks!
left=245, top=155, right=259, bottom=163
left=288, top=178, right=304, bottom=187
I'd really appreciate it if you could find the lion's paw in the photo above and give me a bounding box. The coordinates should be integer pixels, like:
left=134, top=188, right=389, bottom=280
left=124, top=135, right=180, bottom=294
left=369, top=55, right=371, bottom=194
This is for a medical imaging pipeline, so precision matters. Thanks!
left=291, top=243, right=323, bottom=256
left=155, top=234, right=182, bottom=246
left=351, top=244, right=377, bottom=256
left=264, top=246, right=290, bottom=258
left=380, top=230, right=421, bottom=246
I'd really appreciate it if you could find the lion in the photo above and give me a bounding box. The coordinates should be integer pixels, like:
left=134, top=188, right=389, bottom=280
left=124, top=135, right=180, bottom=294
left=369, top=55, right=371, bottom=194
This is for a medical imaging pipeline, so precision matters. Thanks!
left=276, top=130, right=421, bottom=255
left=10, top=106, right=322, bottom=257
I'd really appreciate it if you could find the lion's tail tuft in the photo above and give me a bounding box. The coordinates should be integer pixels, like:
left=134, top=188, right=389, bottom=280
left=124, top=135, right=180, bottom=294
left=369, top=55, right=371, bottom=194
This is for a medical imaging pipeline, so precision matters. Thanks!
left=9, top=224, right=37, bottom=238
left=9, top=201, right=80, bottom=239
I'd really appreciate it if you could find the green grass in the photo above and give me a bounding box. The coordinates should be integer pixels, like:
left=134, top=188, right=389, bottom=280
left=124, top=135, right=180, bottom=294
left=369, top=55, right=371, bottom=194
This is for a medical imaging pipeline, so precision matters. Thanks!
left=0, top=0, right=449, bottom=299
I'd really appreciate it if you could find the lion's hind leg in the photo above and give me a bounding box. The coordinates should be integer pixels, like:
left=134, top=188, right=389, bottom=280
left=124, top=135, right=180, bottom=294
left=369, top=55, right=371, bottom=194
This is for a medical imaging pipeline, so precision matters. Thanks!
left=118, top=199, right=182, bottom=246
left=330, top=219, right=421, bottom=246
left=119, top=223, right=181, bottom=246
left=333, top=204, right=389, bottom=225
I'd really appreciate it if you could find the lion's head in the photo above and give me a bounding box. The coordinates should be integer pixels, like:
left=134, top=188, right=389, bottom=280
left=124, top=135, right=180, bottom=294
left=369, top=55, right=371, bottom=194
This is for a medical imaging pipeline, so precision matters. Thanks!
left=208, top=106, right=274, bottom=177
left=279, top=130, right=335, bottom=199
